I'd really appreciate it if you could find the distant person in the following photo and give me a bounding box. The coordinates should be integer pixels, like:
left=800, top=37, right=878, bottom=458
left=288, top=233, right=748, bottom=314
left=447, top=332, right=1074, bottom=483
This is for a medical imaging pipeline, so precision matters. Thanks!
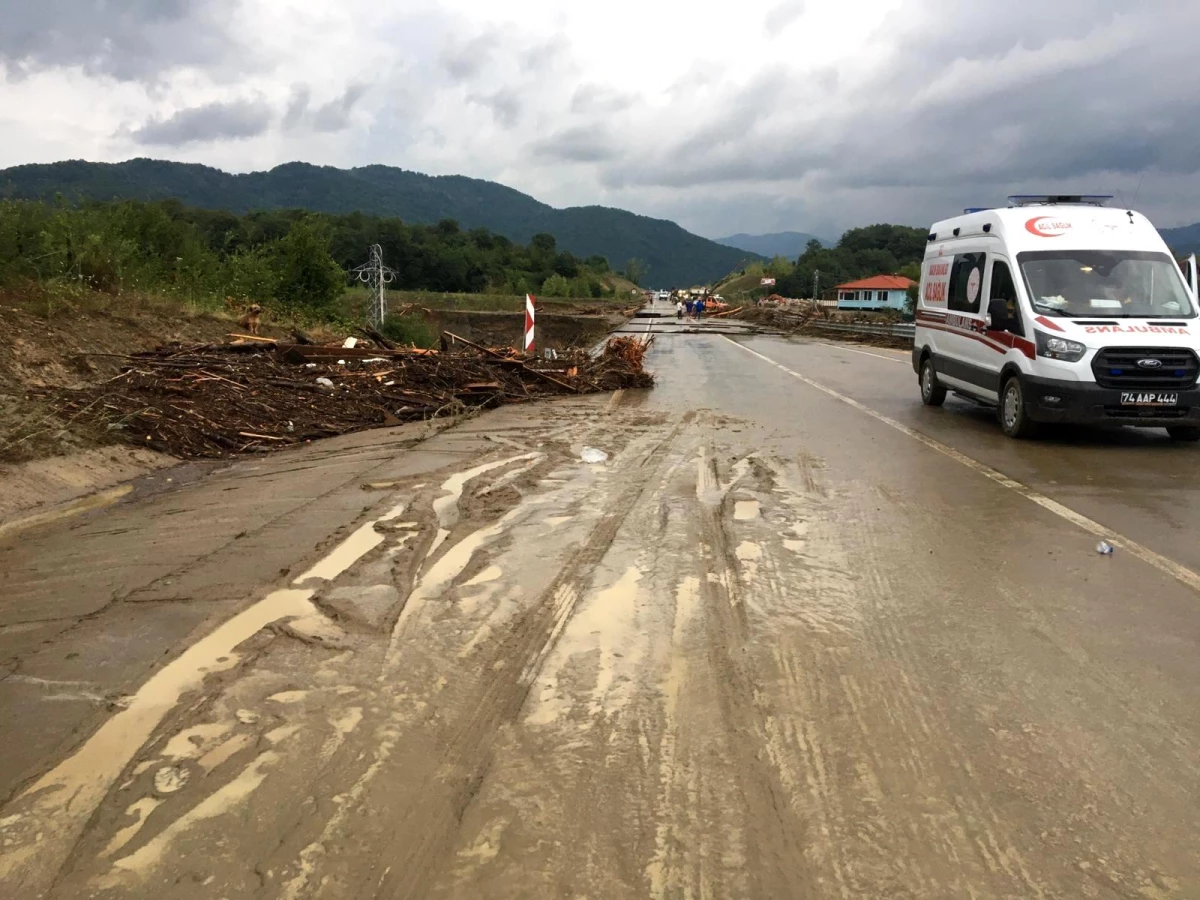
left=676, top=300, right=684, bottom=320
left=696, top=297, right=705, bottom=319
left=685, top=299, right=694, bottom=318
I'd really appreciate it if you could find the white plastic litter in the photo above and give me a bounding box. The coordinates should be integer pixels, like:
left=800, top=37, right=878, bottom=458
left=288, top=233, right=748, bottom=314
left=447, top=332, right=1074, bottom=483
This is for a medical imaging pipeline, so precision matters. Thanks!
left=305, top=363, right=317, bottom=368
left=1096, top=541, right=1114, bottom=555
left=362, top=357, right=387, bottom=364
left=316, top=377, right=335, bottom=388
left=337, top=359, right=346, bottom=365
left=581, top=447, right=609, bottom=464
left=343, top=337, right=358, bottom=349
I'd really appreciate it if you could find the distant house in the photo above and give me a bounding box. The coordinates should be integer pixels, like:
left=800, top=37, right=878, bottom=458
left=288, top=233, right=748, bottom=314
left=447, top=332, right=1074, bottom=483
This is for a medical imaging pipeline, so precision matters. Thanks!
left=835, top=275, right=915, bottom=311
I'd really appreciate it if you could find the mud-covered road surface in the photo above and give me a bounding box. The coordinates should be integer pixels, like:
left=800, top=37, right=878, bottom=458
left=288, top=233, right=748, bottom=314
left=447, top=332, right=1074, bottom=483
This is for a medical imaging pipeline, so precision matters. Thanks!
left=3, top=313, right=1200, bottom=898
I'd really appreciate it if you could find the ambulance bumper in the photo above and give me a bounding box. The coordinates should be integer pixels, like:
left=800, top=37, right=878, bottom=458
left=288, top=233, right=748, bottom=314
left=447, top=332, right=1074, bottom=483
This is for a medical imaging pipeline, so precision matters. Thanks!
left=1024, top=375, right=1200, bottom=426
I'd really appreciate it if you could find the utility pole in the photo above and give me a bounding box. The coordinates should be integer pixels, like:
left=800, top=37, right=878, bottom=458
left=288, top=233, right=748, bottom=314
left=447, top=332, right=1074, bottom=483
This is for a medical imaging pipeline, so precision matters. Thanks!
left=352, top=244, right=396, bottom=329
left=813, top=269, right=820, bottom=303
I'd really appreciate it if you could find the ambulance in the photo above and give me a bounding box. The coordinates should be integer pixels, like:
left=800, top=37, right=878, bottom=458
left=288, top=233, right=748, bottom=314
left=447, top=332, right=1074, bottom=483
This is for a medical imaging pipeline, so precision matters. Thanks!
left=913, top=195, right=1200, bottom=439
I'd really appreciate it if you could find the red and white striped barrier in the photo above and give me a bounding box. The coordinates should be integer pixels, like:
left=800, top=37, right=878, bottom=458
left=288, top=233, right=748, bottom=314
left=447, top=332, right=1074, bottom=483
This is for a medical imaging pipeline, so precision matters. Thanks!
left=524, top=294, right=536, bottom=353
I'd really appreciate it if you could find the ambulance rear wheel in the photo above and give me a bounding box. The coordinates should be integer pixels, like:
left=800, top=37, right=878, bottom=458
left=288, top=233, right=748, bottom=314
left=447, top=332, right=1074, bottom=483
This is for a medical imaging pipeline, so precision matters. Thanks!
left=1000, top=375, right=1038, bottom=439
left=920, top=357, right=946, bottom=407
left=1167, top=426, right=1200, bottom=442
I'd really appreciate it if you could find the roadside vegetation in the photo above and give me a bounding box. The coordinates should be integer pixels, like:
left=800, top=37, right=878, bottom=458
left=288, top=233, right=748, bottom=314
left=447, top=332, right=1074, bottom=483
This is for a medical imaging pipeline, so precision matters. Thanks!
left=717, top=224, right=926, bottom=311
left=0, top=198, right=632, bottom=330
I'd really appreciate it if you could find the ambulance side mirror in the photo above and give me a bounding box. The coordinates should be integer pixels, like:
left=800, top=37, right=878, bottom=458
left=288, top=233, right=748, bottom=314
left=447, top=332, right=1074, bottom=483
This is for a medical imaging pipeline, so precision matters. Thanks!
left=987, top=299, right=1010, bottom=332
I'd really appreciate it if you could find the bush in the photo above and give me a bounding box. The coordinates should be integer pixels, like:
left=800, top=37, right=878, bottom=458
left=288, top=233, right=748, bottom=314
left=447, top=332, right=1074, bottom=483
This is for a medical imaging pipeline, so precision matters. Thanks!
left=380, top=314, right=436, bottom=348
left=541, top=273, right=571, bottom=297
left=274, top=218, right=345, bottom=314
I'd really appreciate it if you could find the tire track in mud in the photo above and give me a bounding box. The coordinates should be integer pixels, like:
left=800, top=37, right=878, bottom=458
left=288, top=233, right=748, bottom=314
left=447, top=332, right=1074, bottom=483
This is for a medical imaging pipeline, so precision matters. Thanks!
left=846, top=497, right=1055, bottom=899
left=346, top=414, right=695, bottom=900
left=724, top=455, right=1046, bottom=897
left=678, top=442, right=854, bottom=899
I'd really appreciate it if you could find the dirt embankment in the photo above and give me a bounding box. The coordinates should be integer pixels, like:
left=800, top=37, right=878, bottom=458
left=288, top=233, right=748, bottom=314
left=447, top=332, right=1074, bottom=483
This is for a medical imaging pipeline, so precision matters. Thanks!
left=0, top=300, right=276, bottom=524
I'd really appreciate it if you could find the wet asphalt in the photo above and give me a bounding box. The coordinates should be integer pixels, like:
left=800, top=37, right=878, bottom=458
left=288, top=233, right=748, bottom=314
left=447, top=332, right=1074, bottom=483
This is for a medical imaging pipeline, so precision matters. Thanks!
left=2, top=308, right=1199, bottom=898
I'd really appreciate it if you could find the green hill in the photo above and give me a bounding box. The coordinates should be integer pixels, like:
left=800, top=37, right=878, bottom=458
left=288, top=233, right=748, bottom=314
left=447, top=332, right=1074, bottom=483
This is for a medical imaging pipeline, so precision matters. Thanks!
left=0, top=159, right=758, bottom=287
left=715, top=231, right=830, bottom=258
left=1161, top=223, right=1200, bottom=255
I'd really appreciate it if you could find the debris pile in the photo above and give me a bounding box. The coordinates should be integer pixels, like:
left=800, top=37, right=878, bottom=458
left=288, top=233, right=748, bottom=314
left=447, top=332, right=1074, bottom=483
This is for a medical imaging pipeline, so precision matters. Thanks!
left=58, top=332, right=653, bottom=459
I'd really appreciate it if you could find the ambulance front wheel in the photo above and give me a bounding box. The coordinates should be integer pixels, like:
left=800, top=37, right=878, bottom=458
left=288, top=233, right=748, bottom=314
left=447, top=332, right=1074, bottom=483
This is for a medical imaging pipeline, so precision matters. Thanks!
left=920, top=357, right=946, bottom=407
left=1000, top=375, right=1038, bottom=439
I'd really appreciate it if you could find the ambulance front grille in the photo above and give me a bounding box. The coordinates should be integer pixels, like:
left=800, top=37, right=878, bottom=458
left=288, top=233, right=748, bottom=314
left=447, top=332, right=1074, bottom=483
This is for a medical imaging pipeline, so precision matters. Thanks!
left=1091, top=347, right=1199, bottom=389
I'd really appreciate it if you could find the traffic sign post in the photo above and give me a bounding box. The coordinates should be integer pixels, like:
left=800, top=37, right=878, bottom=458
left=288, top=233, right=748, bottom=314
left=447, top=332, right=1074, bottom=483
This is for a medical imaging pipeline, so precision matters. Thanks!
left=524, top=294, right=536, bottom=353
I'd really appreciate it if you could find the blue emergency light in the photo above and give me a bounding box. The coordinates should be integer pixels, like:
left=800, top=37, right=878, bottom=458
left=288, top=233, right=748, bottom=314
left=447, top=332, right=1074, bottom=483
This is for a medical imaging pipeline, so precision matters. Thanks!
left=1008, top=195, right=1114, bottom=207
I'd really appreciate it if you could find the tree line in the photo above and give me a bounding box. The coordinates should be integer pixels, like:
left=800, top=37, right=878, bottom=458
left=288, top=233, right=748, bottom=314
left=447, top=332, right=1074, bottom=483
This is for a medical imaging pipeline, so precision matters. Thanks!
left=772, top=224, right=927, bottom=302
left=0, top=198, right=624, bottom=316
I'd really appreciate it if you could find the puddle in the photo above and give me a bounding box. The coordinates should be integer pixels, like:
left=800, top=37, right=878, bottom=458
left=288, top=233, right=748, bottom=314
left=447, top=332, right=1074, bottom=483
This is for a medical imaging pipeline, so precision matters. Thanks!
left=198, top=734, right=253, bottom=772
left=286, top=614, right=345, bottom=643
left=464, top=565, right=502, bottom=587
left=735, top=542, right=763, bottom=562
left=734, top=500, right=761, bottom=521
left=294, top=522, right=384, bottom=584
left=153, top=766, right=188, bottom=795
left=428, top=453, right=540, bottom=559
left=162, top=723, right=231, bottom=761
left=0, top=587, right=316, bottom=888
left=102, top=752, right=281, bottom=886
left=528, top=565, right=645, bottom=723
left=102, top=798, right=162, bottom=858
left=267, top=690, right=309, bottom=705
left=330, top=707, right=363, bottom=738
left=385, top=496, right=546, bottom=674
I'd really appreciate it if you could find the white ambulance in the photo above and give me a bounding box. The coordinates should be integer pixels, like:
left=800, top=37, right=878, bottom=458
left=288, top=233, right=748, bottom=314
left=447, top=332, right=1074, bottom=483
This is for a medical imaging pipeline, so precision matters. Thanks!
left=913, top=195, right=1200, bottom=439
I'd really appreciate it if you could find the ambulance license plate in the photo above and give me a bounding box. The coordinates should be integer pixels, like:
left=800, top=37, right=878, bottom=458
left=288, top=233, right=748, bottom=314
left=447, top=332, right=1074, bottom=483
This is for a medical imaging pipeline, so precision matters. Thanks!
left=1120, top=392, right=1178, bottom=407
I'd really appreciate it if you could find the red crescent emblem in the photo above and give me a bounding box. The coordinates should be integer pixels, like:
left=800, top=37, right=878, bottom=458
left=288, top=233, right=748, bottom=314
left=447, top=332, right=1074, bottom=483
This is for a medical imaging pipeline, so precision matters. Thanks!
left=1026, top=216, right=1069, bottom=237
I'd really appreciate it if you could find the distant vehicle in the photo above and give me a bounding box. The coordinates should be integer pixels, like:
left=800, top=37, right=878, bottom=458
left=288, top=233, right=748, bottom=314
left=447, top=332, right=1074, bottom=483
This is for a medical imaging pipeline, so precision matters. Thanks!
left=914, top=195, right=1200, bottom=441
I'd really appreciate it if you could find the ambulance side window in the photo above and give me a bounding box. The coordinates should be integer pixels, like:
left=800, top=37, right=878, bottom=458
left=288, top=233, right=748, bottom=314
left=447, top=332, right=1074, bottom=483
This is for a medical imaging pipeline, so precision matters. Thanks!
left=948, top=253, right=986, bottom=313
left=988, top=260, right=1024, bottom=336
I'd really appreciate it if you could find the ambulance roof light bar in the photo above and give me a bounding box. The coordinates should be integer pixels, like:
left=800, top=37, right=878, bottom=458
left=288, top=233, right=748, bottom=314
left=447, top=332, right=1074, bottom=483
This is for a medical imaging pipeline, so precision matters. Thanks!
left=1007, top=194, right=1113, bottom=208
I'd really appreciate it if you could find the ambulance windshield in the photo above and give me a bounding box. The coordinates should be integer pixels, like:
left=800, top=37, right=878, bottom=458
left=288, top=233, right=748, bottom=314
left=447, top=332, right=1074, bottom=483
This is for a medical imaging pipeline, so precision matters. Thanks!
left=1019, top=250, right=1195, bottom=319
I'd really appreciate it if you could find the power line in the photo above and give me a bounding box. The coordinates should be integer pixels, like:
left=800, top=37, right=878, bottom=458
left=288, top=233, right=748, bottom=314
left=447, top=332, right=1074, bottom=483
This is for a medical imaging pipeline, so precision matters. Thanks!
left=351, top=244, right=396, bottom=328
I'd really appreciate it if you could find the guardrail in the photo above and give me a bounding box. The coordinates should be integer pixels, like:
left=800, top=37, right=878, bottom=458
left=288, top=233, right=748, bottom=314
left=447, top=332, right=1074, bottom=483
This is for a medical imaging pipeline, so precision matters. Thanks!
left=796, top=320, right=916, bottom=341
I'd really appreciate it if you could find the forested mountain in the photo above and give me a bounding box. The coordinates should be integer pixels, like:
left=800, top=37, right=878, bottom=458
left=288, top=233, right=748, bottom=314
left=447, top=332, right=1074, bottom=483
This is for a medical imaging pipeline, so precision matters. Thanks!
left=1161, top=223, right=1200, bottom=255
left=716, top=231, right=829, bottom=258
left=0, top=159, right=756, bottom=286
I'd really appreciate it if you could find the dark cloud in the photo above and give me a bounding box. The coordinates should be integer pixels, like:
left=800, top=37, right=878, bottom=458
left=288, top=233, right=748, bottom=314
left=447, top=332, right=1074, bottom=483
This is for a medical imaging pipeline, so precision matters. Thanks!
left=469, top=89, right=523, bottom=128
left=595, top=0, right=1200, bottom=236
left=570, top=84, right=633, bottom=115
left=440, top=33, right=497, bottom=81
left=531, top=126, right=619, bottom=164
left=0, top=0, right=245, bottom=81
left=285, top=84, right=368, bottom=133
left=132, top=98, right=273, bottom=146
left=520, top=37, right=570, bottom=73
left=764, top=0, right=805, bottom=34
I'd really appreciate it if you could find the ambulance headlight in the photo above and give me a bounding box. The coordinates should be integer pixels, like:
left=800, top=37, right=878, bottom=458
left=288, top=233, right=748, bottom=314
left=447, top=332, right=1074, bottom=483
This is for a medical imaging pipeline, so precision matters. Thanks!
left=1035, top=331, right=1086, bottom=362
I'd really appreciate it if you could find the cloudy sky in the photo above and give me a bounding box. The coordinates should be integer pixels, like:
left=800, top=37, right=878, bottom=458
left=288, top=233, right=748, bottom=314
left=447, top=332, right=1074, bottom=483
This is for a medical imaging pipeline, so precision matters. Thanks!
left=1, top=0, right=1198, bottom=240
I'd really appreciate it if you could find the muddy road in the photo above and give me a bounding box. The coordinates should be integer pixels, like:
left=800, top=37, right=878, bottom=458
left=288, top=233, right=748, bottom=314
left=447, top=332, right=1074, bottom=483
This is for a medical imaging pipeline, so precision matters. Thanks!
left=3, top=320, right=1200, bottom=898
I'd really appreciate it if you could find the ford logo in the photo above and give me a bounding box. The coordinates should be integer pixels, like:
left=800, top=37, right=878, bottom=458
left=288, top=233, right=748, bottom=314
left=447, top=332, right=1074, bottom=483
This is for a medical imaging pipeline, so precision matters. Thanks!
left=1137, top=358, right=1164, bottom=369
